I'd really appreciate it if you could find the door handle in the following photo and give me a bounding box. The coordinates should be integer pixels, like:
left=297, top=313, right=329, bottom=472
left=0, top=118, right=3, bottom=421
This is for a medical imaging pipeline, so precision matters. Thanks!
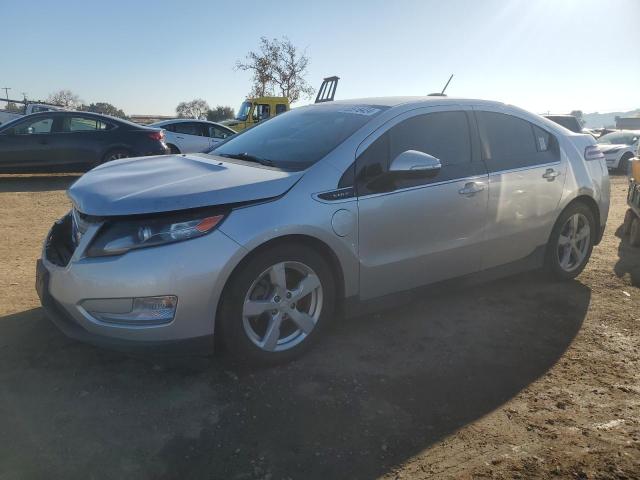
left=458, top=182, right=485, bottom=197
left=38, top=138, right=48, bottom=145
left=176, top=136, right=184, bottom=139
left=542, top=168, right=560, bottom=181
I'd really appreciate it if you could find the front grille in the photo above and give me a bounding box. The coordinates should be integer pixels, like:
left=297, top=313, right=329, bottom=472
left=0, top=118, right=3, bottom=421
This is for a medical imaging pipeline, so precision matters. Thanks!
left=45, top=214, right=76, bottom=267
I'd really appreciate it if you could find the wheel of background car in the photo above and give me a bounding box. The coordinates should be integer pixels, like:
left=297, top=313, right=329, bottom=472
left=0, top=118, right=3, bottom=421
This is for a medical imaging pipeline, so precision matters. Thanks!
left=218, top=243, right=335, bottom=364
left=545, top=202, right=595, bottom=280
left=168, top=144, right=180, bottom=154
left=629, top=218, right=640, bottom=247
left=623, top=209, right=635, bottom=236
left=102, top=149, right=131, bottom=163
left=619, top=153, right=633, bottom=174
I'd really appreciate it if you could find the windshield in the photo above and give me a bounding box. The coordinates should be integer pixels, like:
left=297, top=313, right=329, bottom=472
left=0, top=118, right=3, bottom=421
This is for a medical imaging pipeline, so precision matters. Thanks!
left=211, top=104, right=388, bottom=171
left=236, top=101, right=252, bottom=121
left=598, top=131, right=640, bottom=145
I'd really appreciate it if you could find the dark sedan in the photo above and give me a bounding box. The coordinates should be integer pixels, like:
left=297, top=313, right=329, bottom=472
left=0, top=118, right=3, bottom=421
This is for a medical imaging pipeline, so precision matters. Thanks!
left=0, top=111, right=169, bottom=172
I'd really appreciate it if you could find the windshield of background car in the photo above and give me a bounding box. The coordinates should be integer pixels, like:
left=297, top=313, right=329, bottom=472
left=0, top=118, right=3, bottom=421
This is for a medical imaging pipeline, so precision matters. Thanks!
left=212, top=104, right=389, bottom=171
left=236, top=101, right=252, bottom=121
left=546, top=116, right=581, bottom=132
left=598, top=132, right=639, bottom=145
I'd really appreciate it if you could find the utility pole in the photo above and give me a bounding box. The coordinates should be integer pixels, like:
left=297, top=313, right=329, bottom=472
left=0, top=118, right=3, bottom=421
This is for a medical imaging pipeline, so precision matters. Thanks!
left=2, top=87, right=10, bottom=102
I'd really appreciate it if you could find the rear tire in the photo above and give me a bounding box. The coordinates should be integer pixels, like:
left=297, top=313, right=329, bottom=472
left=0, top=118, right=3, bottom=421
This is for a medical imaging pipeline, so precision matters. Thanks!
left=218, top=244, right=336, bottom=365
left=630, top=218, right=640, bottom=247
left=168, top=144, right=180, bottom=154
left=545, top=202, right=595, bottom=280
left=102, top=148, right=131, bottom=164
left=618, top=153, right=633, bottom=175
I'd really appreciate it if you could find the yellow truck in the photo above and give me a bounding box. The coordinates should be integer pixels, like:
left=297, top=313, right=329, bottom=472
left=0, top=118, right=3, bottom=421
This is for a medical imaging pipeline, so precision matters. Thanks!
left=221, top=76, right=339, bottom=132
left=221, top=96, right=290, bottom=132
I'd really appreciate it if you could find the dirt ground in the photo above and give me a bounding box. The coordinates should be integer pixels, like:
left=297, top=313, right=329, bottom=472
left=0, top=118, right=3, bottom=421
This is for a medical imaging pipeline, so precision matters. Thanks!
left=0, top=173, right=638, bottom=480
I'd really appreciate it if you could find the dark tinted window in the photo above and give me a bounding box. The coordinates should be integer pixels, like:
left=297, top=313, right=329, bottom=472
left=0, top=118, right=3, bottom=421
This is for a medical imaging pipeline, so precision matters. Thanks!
left=252, top=104, right=271, bottom=122
left=544, top=115, right=581, bottom=133
left=478, top=111, right=559, bottom=171
left=11, top=116, right=54, bottom=135
left=356, top=111, right=473, bottom=194
left=212, top=104, right=387, bottom=171
left=275, top=104, right=287, bottom=115
left=173, top=122, right=203, bottom=136
left=63, top=116, right=111, bottom=132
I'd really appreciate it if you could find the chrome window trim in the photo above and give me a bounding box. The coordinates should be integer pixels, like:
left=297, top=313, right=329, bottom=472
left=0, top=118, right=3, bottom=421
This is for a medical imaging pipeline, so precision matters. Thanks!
left=488, top=160, right=561, bottom=176
left=316, top=161, right=562, bottom=202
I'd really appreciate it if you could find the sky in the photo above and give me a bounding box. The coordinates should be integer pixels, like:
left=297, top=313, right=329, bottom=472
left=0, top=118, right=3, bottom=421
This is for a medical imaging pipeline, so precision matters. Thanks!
left=2, top=0, right=639, bottom=116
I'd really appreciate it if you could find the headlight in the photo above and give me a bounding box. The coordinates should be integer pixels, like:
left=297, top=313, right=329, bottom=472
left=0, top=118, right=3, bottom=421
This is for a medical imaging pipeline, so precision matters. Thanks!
left=86, top=209, right=226, bottom=257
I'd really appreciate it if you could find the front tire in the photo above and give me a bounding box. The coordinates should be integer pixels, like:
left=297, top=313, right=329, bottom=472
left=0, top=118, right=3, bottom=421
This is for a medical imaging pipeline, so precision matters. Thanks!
left=546, top=203, right=595, bottom=280
left=218, top=244, right=336, bottom=365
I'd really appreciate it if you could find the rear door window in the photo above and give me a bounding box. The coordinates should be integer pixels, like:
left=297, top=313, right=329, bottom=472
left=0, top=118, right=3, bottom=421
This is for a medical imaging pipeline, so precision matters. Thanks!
left=476, top=111, right=559, bottom=172
left=173, top=122, right=202, bottom=136
left=63, top=116, right=111, bottom=132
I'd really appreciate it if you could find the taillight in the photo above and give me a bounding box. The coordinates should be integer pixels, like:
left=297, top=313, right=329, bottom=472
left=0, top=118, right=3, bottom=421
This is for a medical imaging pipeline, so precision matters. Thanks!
left=584, top=145, right=604, bottom=161
left=148, top=130, right=164, bottom=141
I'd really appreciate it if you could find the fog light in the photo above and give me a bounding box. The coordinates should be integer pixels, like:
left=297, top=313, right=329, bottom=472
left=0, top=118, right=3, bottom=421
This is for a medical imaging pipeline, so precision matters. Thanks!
left=88, top=296, right=177, bottom=326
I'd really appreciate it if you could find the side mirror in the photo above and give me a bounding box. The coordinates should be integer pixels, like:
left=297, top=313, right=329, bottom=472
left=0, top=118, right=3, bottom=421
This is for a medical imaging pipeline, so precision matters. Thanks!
left=389, top=150, right=441, bottom=178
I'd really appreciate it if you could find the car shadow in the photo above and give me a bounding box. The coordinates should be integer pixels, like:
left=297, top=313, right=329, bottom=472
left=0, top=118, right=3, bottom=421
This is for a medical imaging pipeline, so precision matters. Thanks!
left=0, top=272, right=590, bottom=480
left=613, top=221, right=640, bottom=286
left=0, top=174, right=81, bottom=193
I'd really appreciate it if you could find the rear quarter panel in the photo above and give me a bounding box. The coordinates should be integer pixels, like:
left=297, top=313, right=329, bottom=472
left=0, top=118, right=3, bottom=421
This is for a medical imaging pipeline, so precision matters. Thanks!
left=558, top=133, right=610, bottom=231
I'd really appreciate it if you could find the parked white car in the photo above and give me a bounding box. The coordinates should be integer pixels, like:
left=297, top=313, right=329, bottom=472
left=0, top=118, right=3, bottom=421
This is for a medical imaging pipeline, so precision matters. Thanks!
left=0, top=103, right=64, bottom=125
left=597, top=130, right=640, bottom=172
left=149, top=119, right=235, bottom=154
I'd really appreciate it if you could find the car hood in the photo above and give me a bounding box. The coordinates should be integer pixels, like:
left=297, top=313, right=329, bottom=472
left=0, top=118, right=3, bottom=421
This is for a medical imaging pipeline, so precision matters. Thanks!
left=68, top=153, right=304, bottom=216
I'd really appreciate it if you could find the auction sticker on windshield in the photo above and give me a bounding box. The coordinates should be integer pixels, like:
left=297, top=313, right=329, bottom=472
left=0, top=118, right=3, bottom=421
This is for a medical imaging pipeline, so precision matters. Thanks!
left=337, top=106, right=381, bottom=116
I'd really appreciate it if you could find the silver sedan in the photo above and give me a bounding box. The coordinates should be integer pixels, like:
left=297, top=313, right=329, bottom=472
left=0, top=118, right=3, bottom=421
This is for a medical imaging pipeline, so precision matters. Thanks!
left=37, top=97, right=610, bottom=363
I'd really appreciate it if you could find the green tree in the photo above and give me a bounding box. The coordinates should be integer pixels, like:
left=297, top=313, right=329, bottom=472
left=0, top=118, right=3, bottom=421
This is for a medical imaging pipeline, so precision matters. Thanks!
left=80, top=102, right=128, bottom=119
left=176, top=99, right=210, bottom=119
left=206, top=106, right=235, bottom=122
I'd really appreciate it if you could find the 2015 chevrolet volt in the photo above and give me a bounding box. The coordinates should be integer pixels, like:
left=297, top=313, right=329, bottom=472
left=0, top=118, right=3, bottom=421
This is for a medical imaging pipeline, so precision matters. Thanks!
left=37, top=97, right=610, bottom=363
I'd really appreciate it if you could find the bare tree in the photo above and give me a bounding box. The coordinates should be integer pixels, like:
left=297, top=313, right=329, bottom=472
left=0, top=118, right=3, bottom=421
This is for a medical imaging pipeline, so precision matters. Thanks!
left=47, top=89, right=82, bottom=108
left=271, top=37, right=315, bottom=103
left=570, top=110, right=585, bottom=127
left=236, top=37, right=314, bottom=103
left=207, top=106, right=235, bottom=122
left=176, top=99, right=210, bottom=119
left=236, top=37, right=277, bottom=97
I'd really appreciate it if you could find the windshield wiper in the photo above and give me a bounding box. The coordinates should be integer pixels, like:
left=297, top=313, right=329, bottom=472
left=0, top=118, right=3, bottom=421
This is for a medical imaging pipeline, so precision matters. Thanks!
left=218, top=152, right=275, bottom=167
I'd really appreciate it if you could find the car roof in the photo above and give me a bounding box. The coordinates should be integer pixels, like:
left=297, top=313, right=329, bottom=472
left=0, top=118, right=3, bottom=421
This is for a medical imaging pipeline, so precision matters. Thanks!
left=9, top=110, right=154, bottom=129
left=326, top=96, right=506, bottom=108
left=151, top=118, right=223, bottom=126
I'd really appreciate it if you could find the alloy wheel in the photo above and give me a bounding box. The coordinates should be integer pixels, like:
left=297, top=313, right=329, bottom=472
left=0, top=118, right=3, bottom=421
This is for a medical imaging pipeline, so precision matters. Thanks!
left=107, top=152, right=129, bottom=161
left=557, top=213, right=591, bottom=272
left=242, top=261, right=323, bottom=352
